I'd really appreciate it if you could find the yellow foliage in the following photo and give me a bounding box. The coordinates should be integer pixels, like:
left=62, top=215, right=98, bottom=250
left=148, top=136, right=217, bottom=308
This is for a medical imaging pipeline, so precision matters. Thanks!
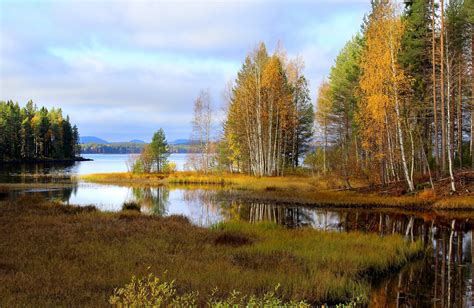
left=357, top=1, right=411, bottom=166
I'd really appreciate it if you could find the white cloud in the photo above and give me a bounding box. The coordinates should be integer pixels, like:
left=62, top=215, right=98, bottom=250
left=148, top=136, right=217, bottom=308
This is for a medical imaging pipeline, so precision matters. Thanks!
left=0, top=0, right=371, bottom=141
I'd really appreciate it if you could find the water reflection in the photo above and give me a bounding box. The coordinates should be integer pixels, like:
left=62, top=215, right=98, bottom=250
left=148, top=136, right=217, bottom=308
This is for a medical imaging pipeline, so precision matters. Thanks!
left=0, top=154, right=189, bottom=182
left=370, top=222, right=472, bottom=307
left=1, top=170, right=473, bottom=306
left=5, top=182, right=78, bottom=202
left=132, top=187, right=169, bottom=215
left=179, top=193, right=474, bottom=307
left=0, top=161, right=75, bottom=183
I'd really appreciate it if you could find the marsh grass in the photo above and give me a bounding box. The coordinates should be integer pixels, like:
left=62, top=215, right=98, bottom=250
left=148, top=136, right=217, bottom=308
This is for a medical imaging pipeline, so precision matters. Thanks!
left=81, top=171, right=474, bottom=209
left=80, top=172, right=340, bottom=191
left=79, top=172, right=167, bottom=186
left=122, top=201, right=141, bottom=212
left=433, top=196, right=474, bottom=210
left=0, top=198, right=423, bottom=306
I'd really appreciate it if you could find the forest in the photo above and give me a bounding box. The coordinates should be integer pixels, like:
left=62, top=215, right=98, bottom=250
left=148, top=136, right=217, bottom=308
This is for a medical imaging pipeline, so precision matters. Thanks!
left=191, top=0, right=474, bottom=194
left=81, top=142, right=191, bottom=154
left=181, top=49, right=314, bottom=176
left=0, top=100, right=80, bottom=161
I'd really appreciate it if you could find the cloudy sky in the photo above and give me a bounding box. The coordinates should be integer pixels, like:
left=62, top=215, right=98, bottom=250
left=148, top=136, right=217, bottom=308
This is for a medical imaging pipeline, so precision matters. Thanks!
left=0, top=0, right=371, bottom=142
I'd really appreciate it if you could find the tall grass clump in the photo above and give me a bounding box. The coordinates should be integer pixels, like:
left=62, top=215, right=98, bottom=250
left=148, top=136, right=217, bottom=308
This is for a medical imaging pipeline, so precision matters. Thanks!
left=122, top=201, right=141, bottom=212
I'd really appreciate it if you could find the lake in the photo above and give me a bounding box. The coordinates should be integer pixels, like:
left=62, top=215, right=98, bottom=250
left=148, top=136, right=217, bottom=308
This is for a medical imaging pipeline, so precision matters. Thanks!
left=0, top=154, right=473, bottom=306
left=0, top=153, right=188, bottom=181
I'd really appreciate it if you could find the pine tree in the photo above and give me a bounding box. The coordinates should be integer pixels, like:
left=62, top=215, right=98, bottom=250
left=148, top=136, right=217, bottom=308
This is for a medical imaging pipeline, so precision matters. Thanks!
left=150, top=128, right=169, bottom=172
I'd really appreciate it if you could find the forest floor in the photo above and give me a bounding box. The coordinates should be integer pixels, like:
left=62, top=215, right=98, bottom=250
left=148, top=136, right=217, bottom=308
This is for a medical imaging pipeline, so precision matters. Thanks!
left=81, top=170, right=474, bottom=210
left=0, top=196, right=423, bottom=306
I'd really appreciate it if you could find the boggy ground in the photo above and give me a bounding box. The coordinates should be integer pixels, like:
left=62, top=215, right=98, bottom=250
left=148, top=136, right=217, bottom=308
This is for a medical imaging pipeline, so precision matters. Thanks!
left=0, top=196, right=423, bottom=306
left=81, top=171, right=474, bottom=210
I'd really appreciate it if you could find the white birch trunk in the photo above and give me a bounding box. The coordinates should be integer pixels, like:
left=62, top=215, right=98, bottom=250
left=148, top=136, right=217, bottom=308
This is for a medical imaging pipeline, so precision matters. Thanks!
left=389, top=28, right=414, bottom=192
left=446, top=51, right=456, bottom=192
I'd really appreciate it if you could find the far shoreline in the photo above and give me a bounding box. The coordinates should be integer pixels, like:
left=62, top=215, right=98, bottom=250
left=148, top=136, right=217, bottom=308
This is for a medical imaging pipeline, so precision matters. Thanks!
left=0, top=157, right=93, bottom=165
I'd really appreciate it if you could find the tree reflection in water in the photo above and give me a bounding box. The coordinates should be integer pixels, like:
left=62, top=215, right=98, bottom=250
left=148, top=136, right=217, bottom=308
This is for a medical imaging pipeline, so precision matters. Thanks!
left=6, top=181, right=472, bottom=306
left=182, top=189, right=226, bottom=226
left=208, top=198, right=473, bottom=307
left=132, top=187, right=169, bottom=216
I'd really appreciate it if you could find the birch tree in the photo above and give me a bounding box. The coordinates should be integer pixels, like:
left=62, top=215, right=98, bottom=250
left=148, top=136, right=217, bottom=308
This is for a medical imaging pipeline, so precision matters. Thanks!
left=189, top=90, right=213, bottom=173
left=359, top=1, right=415, bottom=191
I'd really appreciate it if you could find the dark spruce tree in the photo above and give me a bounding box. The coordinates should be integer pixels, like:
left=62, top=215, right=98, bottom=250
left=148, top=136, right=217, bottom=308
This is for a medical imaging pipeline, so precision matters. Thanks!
left=150, top=128, right=169, bottom=172
left=0, top=100, right=81, bottom=162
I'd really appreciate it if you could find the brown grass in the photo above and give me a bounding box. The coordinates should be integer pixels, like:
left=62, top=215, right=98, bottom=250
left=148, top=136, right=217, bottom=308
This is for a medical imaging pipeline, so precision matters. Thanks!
left=0, top=197, right=423, bottom=306
left=81, top=171, right=474, bottom=209
left=433, top=196, right=474, bottom=210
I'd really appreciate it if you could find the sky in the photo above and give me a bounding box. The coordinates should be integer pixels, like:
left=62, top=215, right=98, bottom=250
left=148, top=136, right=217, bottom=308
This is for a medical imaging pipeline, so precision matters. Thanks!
left=0, top=0, right=371, bottom=142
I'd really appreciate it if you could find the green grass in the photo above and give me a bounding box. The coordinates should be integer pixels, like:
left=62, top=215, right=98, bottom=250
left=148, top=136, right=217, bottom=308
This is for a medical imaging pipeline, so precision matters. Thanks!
left=0, top=196, right=423, bottom=306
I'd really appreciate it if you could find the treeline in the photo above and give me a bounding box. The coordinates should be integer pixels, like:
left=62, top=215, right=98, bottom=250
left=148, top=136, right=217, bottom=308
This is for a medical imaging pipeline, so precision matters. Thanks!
left=314, top=0, right=473, bottom=192
left=82, top=142, right=193, bottom=154
left=215, top=44, right=314, bottom=176
left=0, top=100, right=80, bottom=161
left=82, top=143, right=145, bottom=154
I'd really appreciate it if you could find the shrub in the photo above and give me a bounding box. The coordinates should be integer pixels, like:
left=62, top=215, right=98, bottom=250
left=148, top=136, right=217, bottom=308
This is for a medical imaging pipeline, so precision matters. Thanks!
left=110, top=273, right=310, bottom=307
left=207, top=284, right=309, bottom=307
left=109, top=273, right=198, bottom=306
left=163, top=162, right=177, bottom=174
left=132, top=159, right=145, bottom=174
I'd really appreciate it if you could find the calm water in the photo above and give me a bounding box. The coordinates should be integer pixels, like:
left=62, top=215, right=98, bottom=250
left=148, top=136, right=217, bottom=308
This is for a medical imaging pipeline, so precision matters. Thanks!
left=0, top=154, right=473, bottom=307
left=0, top=153, right=188, bottom=181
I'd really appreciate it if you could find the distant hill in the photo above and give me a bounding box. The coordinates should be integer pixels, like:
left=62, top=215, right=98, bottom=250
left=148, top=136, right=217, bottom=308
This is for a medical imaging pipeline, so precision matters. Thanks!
left=81, top=137, right=194, bottom=145
left=80, top=136, right=109, bottom=144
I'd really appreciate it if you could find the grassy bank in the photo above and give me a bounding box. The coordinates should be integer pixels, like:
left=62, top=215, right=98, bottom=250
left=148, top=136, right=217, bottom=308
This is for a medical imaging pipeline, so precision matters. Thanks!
left=80, top=172, right=474, bottom=210
left=80, top=172, right=332, bottom=190
left=0, top=197, right=423, bottom=306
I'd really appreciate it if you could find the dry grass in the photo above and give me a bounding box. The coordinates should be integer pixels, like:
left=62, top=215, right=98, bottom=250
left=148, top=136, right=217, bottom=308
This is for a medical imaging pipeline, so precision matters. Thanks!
left=0, top=196, right=423, bottom=306
left=80, top=171, right=366, bottom=191
left=433, top=196, right=474, bottom=210
left=79, top=171, right=474, bottom=210
left=79, top=172, right=167, bottom=186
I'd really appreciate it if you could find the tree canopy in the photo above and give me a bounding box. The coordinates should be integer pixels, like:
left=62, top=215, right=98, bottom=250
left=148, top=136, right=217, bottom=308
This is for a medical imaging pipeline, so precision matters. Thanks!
left=0, top=100, right=80, bottom=161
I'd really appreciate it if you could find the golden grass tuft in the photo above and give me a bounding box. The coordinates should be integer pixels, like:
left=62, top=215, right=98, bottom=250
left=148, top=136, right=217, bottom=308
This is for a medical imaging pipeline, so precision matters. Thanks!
left=418, top=188, right=437, bottom=201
